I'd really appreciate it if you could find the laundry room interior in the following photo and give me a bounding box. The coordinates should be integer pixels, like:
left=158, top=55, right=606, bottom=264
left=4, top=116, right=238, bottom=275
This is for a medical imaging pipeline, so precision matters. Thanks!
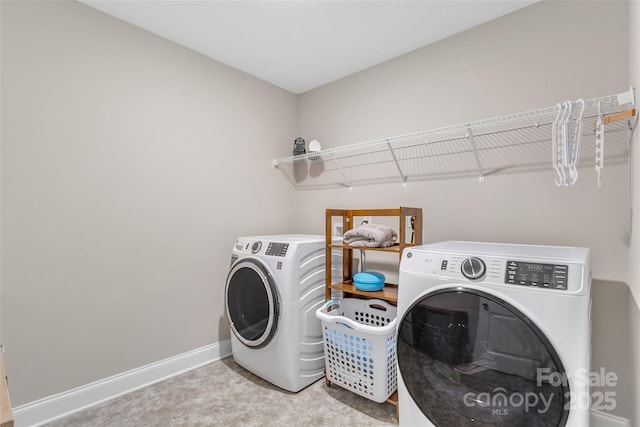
left=1, top=0, right=639, bottom=426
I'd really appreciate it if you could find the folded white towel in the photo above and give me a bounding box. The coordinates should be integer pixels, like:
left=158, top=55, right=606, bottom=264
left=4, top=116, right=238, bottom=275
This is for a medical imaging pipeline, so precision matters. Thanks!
left=343, top=223, right=398, bottom=248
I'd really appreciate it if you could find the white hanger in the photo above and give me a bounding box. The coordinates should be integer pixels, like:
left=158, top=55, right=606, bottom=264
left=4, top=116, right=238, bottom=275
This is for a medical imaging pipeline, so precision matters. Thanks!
left=561, top=101, right=573, bottom=186
left=552, top=103, right=566, bottom=187
left=595, top=101, right=605, bottom=188
left=568, top=99, right=585, bottom=185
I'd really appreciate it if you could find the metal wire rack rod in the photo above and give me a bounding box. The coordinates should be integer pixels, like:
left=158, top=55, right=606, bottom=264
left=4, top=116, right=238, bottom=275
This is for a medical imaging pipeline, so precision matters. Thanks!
left=466, top=125, right=485, bottom=182
left=330, top=152, right=352, bottom=190
left=385, top=139, right=407, bottom=186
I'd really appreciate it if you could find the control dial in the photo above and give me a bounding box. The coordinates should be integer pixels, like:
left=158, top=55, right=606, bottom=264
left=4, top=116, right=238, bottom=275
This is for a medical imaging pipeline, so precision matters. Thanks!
left=251, top=241, right=262, bottom=254
left=461, top=257, right=486, bottom=280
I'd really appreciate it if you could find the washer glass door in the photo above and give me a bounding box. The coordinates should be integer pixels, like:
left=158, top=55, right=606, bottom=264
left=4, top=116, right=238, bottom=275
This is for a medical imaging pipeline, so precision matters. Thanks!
left=398, top=288, right=569, bottom=426
left=225, top=259, right=279, bottom=348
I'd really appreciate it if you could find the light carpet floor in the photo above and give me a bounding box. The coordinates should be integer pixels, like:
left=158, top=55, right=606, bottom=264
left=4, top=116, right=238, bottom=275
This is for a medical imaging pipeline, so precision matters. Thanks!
left=44, top=357, right=398, bottom=426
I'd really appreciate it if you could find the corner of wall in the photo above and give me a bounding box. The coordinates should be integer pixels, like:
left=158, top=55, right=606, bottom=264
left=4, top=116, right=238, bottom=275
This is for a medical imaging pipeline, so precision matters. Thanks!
left=628, top=0, right=639, bottom=425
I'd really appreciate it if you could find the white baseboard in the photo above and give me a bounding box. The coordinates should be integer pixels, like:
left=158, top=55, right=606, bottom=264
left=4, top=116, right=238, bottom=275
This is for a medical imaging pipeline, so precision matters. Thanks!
left=13, top=340, right=232, bottom=427
left=591, top=409, right=632, bottom=427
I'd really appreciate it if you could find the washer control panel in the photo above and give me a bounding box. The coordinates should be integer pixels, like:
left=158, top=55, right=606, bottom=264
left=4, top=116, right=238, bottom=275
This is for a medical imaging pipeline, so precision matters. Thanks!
left=265, top=242, right=289, bottom=257
left=505, top=261, right=568, bottom=290
left=414, top=253, right=575, bottom=292
left=401, top=243, right=588, bottom=294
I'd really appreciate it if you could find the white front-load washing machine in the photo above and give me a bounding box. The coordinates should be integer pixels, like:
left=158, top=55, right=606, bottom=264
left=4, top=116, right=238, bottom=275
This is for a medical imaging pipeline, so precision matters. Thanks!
left=225, top=234, right=329, bottom=392
left=397, top=241, right=591, bottom=427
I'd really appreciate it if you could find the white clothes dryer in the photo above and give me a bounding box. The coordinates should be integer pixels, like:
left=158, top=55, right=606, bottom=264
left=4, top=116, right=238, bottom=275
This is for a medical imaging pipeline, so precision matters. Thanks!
left=397, top=241, right=591, bottom=427
left=225, top=234, right=329, bottom=392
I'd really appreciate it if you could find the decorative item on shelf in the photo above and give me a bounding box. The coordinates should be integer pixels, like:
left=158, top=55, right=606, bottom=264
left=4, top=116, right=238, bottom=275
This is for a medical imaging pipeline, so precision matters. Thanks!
left=353, top=271, right=386, bottom=292
left=292, top=137, right=306, bottom=155
left=292, top=137, right=307, bottom=183
left=308, top=139, right=324, bottom=177
left=291, top=137, right=326, bottom=181
left=308, top=139, right=321, bottom=160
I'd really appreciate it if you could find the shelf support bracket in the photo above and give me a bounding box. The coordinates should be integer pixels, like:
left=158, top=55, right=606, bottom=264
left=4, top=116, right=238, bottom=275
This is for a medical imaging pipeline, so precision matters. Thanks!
left=616, top=86, right=635, bottom=107
left=386, top=139, right=407, bottom=187
left=466, top=125, right=485, bottom=182
left=330, top=152, right=352, bottom=190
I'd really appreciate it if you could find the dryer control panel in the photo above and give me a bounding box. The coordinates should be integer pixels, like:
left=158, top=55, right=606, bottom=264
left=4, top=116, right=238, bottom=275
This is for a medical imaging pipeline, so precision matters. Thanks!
left=233, top=239, right=289, bottom=256
left=505, top=260, right=568, bottom=290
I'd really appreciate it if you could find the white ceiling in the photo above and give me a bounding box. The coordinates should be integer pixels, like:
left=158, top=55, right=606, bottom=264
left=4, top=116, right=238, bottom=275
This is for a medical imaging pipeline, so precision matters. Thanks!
left=81, top=0, right=537, bottom=94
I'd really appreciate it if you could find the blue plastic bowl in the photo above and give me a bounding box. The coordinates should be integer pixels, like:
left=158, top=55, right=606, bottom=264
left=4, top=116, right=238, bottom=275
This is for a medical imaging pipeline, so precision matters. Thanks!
left=353, top=271, right=386, bottom=292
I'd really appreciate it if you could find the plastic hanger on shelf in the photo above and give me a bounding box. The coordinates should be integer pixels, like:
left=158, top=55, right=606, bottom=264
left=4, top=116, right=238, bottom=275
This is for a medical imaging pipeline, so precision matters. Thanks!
left=568, top=99, right=585, bottom=185
left=552, top=99, right=586, bottom=187
left=552, top=102, right=568, bottom=186
left=595, top=101, right=605, bottom=189
left=560, top=101, right=573, bottom=186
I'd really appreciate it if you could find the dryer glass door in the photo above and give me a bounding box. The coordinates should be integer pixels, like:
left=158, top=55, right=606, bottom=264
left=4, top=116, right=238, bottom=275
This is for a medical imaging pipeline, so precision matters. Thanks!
left=398, top=288, right=569, bottom=426
left=225, top=259, right=279, bottom=348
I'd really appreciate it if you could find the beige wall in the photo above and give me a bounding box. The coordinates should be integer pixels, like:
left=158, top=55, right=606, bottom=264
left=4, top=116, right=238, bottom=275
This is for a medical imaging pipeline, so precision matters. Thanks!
left=627, top=0, right=639, bottom=425
left=0, top=0, right=297, bottom=405
left=296, top=1, right=630, bottom=282
left=2, top=0, right=638, bottom=422
left=590, top=280, right=633, bottom=420
left=296, top=0, right=634, bottom=420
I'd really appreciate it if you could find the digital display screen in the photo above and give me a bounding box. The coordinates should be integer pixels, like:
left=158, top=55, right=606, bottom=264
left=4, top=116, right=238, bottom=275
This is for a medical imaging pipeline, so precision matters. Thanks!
left=266, top=242, right=289, bottom=257
left=505, top=261, right=568, bottom=289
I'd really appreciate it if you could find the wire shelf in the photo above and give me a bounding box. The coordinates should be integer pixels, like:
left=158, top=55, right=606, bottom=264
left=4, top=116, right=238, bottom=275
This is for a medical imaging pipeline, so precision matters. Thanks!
left=273, top=89, right=636, bottom=190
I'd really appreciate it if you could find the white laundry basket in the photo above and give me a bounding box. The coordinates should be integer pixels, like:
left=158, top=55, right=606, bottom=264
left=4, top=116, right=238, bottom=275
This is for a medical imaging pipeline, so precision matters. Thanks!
left=315, top=298, right=398, bottom=403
